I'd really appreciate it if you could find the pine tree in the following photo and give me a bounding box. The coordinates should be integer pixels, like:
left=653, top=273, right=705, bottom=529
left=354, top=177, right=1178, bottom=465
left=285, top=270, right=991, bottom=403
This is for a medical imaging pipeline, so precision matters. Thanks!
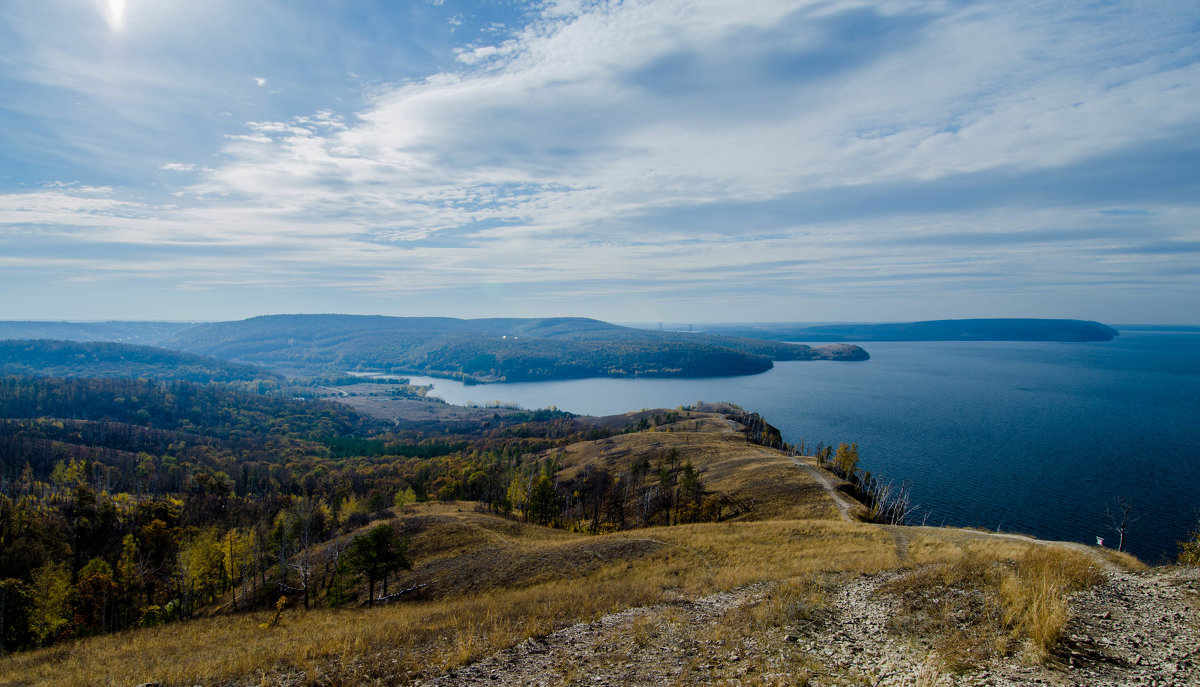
left=344, top=524, right=410, bottom=605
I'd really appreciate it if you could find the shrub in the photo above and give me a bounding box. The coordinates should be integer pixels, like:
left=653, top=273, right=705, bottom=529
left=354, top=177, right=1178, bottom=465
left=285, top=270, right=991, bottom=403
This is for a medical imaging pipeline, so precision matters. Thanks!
left=1178, top=520, right=1200, bottom=566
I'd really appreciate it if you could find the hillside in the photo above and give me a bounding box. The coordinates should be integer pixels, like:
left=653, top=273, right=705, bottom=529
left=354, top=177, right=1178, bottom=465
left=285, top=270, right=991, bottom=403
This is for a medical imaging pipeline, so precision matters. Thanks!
left=1, top=394, right=1194, bottom=687
left=161, top=314, right=868, bottom=380
left=0, top=320, right=194, bottom=344
left=701, top=318, right=1120, bottom=342
left=0, top=339, right=280, bottom=383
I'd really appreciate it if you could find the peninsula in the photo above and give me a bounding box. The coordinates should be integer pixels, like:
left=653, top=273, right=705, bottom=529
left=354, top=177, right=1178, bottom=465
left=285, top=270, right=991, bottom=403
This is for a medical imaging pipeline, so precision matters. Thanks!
left=698, top=318, right=1120, bottom=342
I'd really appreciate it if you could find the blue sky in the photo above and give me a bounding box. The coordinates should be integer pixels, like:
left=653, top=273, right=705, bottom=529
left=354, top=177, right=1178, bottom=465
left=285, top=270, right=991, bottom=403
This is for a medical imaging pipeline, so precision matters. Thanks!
left=1, top=0, right=1197, bottom=323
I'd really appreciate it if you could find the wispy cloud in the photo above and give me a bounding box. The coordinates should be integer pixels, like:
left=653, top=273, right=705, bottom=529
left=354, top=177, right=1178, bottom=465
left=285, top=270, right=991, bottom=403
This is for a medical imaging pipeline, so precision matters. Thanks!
left=0, top=0, right=1197, bottom=322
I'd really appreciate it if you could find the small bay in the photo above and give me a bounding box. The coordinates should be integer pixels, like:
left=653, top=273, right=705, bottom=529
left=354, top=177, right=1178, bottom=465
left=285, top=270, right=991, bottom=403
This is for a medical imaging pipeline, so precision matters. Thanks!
left=406, top=330, right=1199, bottom=563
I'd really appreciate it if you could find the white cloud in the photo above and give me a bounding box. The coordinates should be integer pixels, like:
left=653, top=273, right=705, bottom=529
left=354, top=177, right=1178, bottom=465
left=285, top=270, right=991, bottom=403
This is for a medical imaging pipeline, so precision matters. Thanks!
left=254, top=76, right=267, bottom=87
left=188, top=1, right=1200, bottom=230
left=2, top=0, right=1197, bottom=321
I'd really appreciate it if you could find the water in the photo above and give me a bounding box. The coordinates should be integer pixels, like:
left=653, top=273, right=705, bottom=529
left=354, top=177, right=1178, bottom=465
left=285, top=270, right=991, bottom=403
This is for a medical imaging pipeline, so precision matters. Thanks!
left=405, top=330, right=1200, bottom=563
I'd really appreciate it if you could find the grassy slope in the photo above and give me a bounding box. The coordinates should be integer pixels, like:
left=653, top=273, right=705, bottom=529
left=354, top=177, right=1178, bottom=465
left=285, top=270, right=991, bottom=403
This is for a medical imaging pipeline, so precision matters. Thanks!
left=0, top=406, right=1140, bottom=687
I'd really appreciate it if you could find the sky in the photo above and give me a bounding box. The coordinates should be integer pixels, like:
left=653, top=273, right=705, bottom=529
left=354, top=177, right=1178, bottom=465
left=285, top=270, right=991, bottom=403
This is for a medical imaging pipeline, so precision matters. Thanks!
left=1, top=0, right=1197, bottom=324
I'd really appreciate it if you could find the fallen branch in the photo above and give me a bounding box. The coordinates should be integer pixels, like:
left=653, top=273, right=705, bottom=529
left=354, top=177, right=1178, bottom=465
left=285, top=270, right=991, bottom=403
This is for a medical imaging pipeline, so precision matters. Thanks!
left=366, top=581, right=436, bottom=606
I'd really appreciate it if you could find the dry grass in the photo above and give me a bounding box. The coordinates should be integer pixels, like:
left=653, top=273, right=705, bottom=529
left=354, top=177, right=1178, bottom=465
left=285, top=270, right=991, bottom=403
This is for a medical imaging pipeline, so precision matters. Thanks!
left=0, top=515, right=1114, bottom=686
left=1, top=561, right=667, bottom=687
left=1000, top=547, right=1106, bottom=662
left=0, top=506, right=892, bottom=687
left=881, top=539, right=1108, bottom=671
left=1093, top=546, right=1148, bottom=571
left=691, top=576, right=830, bottom=686
left=881, top=556, right=1009, bottom=672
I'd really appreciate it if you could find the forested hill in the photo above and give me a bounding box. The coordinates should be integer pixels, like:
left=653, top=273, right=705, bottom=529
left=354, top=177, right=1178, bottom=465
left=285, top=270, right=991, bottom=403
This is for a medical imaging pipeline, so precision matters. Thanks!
left=0, top=340, right=280, bottom=384
left=699, top=318, right=1119, bottom=342
left=161, top=314, right=868, bottom=381
left=0, top=320, right=193, bottom=344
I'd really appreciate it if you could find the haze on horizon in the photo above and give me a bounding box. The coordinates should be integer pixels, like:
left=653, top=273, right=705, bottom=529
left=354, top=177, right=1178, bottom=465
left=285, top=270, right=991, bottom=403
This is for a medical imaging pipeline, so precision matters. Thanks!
left=1, top=1, right=1197, bottom=325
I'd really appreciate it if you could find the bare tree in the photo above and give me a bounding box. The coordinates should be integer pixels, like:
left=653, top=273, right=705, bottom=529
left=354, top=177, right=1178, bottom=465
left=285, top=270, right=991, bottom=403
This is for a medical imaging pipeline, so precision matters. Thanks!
left=1103, top=496, right=1143, bottom=552
left=864, top=479, right=920, bottom=526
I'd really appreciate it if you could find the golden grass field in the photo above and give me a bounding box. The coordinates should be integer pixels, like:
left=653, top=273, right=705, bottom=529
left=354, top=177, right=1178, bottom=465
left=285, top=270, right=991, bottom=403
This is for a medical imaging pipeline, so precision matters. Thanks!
left=0, top=406, right=1143, bottom=686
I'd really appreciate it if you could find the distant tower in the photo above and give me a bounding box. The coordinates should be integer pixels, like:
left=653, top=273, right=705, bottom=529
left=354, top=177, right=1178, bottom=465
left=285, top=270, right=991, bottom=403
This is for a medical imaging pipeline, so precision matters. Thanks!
left=658, top=322, right=663, bottom=331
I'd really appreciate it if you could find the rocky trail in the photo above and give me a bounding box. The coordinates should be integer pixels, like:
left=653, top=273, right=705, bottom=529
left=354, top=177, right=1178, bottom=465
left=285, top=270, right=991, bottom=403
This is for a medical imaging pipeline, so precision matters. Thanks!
left=413, top=563, right=1199, bottom=687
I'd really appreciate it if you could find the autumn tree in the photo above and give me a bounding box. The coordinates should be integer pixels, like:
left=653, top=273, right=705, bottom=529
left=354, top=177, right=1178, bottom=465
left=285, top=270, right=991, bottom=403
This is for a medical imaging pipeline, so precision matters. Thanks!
left=72, top=558, right=119, bottom=635
left=1178, top=516, right=1200, bottom=566
left=832, top=443, right=859, bottom=480
left=178, top=528, right=226, bottom=616
left=29, top=561, right=70, bottom=646
left=222, top=528, right=255, bottom=610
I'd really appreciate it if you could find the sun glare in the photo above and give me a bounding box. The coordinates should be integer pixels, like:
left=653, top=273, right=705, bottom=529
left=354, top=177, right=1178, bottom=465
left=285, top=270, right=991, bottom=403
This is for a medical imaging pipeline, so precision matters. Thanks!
left=106, top=0, right=127, bottom=30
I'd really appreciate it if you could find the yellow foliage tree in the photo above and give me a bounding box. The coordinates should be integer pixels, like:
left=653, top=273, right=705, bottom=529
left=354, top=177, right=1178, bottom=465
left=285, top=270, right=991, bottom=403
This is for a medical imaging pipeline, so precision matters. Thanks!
left=1179, top=520, right=1200, bottom=566
left=181, top=528, right=226, bottom=606
left=833, top=442, right=859, bottom=479
left=29, top=561, right=70, bottom=645
left=222, top=528, right=255, bottom=608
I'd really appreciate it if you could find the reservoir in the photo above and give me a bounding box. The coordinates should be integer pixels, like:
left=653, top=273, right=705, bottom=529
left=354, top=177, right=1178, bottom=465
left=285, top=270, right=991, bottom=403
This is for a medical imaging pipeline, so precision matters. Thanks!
left=407, top=329, right=1200, bottom=563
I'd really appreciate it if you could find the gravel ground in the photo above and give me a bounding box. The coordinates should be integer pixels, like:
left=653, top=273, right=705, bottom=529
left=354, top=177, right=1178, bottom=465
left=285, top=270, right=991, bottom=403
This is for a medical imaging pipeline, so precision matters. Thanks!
left=413, top=564, right=1199, bottom=687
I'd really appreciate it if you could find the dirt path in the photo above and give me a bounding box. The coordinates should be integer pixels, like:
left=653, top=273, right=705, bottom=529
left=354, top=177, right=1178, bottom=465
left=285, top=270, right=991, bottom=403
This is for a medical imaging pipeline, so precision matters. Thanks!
left=789, top=457, right=857, bottom=523
left=918, top=526, right=1126, bottom=573
left=783, top=459, right=1122, bottom=573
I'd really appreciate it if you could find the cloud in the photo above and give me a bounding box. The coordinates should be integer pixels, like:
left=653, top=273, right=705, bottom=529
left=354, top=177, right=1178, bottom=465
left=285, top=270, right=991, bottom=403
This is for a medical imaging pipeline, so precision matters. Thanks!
left=254, top=76, right=267, bottom=87
left=1, top=0, right=1198, bottom=321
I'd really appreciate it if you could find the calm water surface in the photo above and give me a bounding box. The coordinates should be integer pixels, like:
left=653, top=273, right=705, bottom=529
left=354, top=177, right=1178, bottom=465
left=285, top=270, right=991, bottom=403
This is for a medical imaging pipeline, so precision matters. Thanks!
left=407, top=331, right=1200, bottom=562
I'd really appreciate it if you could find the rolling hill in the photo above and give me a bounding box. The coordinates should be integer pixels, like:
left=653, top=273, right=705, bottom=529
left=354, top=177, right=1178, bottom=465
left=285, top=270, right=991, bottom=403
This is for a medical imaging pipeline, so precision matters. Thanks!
left=161, top=314, right=868, bottom=380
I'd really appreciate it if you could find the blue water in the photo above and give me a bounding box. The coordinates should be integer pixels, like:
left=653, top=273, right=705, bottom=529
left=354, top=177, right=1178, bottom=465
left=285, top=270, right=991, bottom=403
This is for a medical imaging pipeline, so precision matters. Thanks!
left=406, top=331, right=1200, bottom=563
